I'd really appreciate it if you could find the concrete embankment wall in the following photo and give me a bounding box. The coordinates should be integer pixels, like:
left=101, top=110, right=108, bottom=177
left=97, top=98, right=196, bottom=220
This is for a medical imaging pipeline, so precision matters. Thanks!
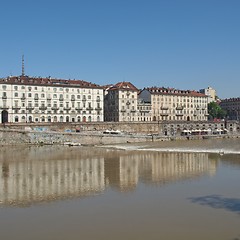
left=0, top=129, right=157, bottom=146
left=0, top=128, right=236, bottom=146
left=0, top=121, right=239, bottom=146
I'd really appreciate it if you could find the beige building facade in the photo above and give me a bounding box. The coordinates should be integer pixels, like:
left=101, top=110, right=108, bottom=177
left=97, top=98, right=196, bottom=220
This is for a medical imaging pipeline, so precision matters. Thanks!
left=104, top=82, right=139, bottom=122
left=138, top=87, right=208, bottom=122
left=199, top=86, right=217, bottom=103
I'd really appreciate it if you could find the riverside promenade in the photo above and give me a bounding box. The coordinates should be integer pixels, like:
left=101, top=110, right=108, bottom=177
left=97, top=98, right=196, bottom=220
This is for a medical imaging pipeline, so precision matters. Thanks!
left=0, top=121, right=239, bottom=146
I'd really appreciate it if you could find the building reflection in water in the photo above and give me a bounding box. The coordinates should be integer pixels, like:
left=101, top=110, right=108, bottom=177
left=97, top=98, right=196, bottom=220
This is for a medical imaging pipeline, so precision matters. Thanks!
left=0, top=146, right=217, bottom=206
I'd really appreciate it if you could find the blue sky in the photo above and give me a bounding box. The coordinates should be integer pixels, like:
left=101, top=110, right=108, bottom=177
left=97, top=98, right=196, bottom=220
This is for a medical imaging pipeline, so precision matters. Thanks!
left=0, top=0, right=239, bottom=98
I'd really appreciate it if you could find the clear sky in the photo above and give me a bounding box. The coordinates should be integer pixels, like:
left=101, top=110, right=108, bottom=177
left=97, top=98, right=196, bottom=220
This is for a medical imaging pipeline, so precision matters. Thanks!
left=0, top=0, right=239, bottom=98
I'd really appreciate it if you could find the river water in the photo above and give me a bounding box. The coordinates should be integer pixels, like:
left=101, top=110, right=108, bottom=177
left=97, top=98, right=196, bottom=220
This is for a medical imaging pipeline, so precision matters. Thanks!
left=0, top=138, right=239, bottom=240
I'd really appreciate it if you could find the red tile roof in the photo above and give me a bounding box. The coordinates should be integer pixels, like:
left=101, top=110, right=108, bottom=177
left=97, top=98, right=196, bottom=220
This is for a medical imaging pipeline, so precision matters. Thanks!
left=0, top=75, right=103, bottom=89
left=108, top=81, right=139, bottom=91
left=145, top=87, right=207, bottom=97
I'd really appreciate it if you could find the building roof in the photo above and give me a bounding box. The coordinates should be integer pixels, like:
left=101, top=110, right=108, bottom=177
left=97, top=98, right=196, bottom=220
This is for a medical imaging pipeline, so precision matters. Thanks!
left=0, top=75, right=103, bottom=89
left=220, top=97, right=240, bottom=102
left=144, top=87, right=207, bottom=97
left=108, top=81, right=139, bottom=91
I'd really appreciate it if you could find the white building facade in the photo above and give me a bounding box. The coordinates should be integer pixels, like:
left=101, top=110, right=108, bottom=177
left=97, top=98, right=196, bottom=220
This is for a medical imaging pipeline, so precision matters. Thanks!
left=0, top=76, right=104, bottom=123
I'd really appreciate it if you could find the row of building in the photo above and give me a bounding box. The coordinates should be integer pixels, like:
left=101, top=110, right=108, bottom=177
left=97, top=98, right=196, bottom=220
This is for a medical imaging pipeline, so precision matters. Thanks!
left=0, top=74, right=236, bottom=124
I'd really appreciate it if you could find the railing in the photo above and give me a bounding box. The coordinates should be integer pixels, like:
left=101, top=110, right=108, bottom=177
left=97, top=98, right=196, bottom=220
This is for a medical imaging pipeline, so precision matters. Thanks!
left=39, top=106, right=47, bottom=110
left=0, top=105, right=9, bottom=110
left=176, top=106, right=184, bottom=110
left=12, top=106, right=21, bottom=110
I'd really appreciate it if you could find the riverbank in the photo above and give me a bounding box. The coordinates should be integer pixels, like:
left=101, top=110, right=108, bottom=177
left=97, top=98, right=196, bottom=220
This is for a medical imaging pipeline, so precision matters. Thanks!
left=0, top=127, right=239, bottom=146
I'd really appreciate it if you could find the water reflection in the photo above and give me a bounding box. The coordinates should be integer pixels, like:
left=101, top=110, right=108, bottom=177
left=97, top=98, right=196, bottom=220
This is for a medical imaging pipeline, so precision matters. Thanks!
left=0, top=146, right=217, bottom=206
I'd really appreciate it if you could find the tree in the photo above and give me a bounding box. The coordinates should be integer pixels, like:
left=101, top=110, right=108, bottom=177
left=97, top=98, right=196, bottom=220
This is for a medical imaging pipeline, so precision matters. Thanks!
left=208, top=102, right=227, bottom=120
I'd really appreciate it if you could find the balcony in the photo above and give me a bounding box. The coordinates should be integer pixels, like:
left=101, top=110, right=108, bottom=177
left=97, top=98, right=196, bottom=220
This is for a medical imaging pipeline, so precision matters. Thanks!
left=121, top=109, right=126, bottom=112
left=0, top=105, right=9, bottom=110
left=12, top=106, right=21, bottom=110
left=176, top=106, right=184, bottom=110
left=95, top=107, right=102, bottom=110
left=86, top=107, right=93, bottom=111
left=64, top=107, right=71, bottom=110
left=34, top=96, right=39, bottom=100
left=2, top=96, right=7, bottom=99
left=82, top=98, right=87, bottom=101
left=26, top=106, right=34, bottom=110
left=51, top=107, right=59, bottom=110
left=161, top=106, right=168, bottom=110
left=176, top=113, right=183, bottom=116
left=96, top=98, right=101, bottom=102
left=39, top=106, right=47, bottom=110
left=75, top=107, right=83, bottom=110
left=71, top=97, right=75, bottom=101
left=126, top=101, right=131, bottom=105
left=131, top=110, right=136, bottom=112
left=160, top=113, right=169, bottom=116
left=59, top=97, right=64, bottom=101
left=47, top=96, right=52, bottom=100
left=21, top=96, right=26, bottom=100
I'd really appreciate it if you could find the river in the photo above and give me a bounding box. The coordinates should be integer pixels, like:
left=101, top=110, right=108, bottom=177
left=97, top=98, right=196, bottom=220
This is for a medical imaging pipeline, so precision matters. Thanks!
left=0, top=138, right=239, bottom=240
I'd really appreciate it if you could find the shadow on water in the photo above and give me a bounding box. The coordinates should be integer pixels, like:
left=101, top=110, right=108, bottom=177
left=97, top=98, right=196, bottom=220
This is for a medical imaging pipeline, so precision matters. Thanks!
left=189, top=195, right=240, bottom=214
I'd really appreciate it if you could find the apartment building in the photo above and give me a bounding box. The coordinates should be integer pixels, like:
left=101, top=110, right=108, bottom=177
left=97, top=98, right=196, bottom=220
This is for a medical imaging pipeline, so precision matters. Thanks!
left=220, top=97, right=240, bottom=120
left=199, top=86, right=217, bottom=103
left=138, top=87, right=208, bottom=121
left=0, top=75, right=104, bottom=124
left=104, top=82, right=139, bottom=122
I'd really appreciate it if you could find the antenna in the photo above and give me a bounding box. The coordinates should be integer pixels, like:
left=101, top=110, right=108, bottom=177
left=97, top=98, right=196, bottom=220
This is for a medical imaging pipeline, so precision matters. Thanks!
left=22, top=55, right=25, bottom=76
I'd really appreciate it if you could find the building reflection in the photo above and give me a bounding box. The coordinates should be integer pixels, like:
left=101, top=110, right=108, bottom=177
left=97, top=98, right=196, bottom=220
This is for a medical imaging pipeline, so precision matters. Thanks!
left=0, top=146, right=217, bottom=206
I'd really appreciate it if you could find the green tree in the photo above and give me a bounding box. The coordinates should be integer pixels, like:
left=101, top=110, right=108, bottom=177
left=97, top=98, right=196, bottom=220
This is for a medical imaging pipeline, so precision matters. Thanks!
left=208, top=102, right=226, bottom=120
